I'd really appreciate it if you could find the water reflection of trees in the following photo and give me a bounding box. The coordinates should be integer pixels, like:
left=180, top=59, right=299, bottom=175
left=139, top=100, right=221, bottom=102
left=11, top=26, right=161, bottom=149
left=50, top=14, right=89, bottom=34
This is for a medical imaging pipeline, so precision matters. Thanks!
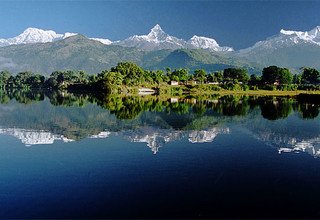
left=0, top=89, right=319, bottom=120
left=259, top=97, right=294, bottom=120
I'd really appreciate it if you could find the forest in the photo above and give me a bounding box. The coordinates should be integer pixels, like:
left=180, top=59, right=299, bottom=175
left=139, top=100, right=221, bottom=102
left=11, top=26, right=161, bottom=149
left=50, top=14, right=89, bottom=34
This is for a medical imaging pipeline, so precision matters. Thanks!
left=0, top=62, right=320, bottom=94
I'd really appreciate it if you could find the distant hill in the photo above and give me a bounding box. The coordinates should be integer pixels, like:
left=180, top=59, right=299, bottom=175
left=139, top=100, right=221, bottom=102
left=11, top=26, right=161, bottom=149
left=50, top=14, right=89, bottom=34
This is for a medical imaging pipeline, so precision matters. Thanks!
left=0, top=35, right=258, bottom=75
left=238, top=26, right=320, bottom=70
left=150, top=49, right=259, bottom=73
left=1, top=25, right=320, bottom=75
left=0, top=35, right=146, bottom=74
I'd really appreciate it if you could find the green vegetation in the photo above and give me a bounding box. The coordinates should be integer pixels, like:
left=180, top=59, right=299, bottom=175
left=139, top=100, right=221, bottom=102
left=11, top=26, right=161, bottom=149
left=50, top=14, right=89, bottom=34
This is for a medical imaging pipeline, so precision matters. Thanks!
left=1, top=62, right=320, bottom=96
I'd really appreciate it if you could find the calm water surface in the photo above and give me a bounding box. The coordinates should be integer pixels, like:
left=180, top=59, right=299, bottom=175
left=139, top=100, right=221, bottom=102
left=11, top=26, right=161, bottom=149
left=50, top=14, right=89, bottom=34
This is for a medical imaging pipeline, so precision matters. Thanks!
left=0, top=93, right=320, bottom=218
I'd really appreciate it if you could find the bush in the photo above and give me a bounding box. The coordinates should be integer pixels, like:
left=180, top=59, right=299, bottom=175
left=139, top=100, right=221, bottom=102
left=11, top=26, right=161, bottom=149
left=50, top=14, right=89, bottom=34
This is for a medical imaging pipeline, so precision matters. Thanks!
left=298, top=84, right=320, bottom=91
left=263, top=85, right=277, bottom=91
left=193, top=84, right=222, bottom=92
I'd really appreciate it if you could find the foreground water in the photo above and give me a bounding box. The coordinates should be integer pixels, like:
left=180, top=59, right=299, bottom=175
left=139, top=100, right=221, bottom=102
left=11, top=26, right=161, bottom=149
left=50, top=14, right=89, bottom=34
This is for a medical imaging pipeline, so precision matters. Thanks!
left=0, top=94, right=320, bottom=218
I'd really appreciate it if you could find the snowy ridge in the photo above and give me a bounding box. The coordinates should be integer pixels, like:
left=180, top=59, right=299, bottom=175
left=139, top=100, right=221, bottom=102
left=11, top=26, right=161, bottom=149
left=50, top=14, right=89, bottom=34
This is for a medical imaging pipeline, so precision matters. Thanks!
left=240, top=26, right=320, bottom=53
left=89, top=37, right=112, bottom=45
left=1, top=25, right=320, bottom=53
left=0, top=27, right=112, bottom=47
left=188, top=35, right=233, bottom=51
left=0, top=28, right=78, bottom=47
left=114, top=24, right=187, bottom=50
left=114, top=24, right=233, bottom=51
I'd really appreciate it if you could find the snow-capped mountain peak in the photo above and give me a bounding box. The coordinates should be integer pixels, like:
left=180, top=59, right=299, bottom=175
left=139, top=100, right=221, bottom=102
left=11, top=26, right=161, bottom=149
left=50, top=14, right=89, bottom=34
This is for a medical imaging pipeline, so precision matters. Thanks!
left=280, top=29, right=304, bottom=36
left=240, top=25, right=320, bottom=54
left=147, top=24, right=168, bottom=40
left=8, top=27, right=63, bottom=44
left=308, top=26, right=320, bottom=40
left=63, top=32, right=78, bottom=39
left=89, top=37, right=112, bottom=45
left=188, top=35, right=234, bottom=51
left=114, top=24, right=233, bottom=51
left=0, top=27, right=81, bottom=47
left=113, top=24, right=186, bottom=50
left=189, top=35, right=219, bottom=48
left=278, top=26, right=320, bottom=41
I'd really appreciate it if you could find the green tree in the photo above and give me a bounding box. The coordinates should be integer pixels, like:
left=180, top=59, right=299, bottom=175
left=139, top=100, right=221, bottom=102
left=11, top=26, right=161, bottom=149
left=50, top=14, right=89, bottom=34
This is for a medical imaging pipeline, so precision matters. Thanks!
left=214, top=71, right=223, bottom=83
left=262, top=66, right=279, bottom=84
left=293, top=74, right=302, bottom=84
left=223, top=68, right=249, bottom=83
left=301, top=67, right=320, bottom=84
left=249, top=74, right=261, bottom=86
left=171, top=68, right=189, bottom=84
left=111, top=62, right=144, bottom=86
left=262, top=66, right=293, bottom=85
left=194, top=69, right=207, bottom=84
left=0, top=70, right=12, bottom=89
left=278, top=68, right=293, bottom=85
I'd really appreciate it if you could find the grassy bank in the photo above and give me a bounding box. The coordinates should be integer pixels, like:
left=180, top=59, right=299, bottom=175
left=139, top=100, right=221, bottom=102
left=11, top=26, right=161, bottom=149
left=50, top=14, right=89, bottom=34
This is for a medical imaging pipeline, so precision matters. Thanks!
left=125, top=84, right=320, bottom=97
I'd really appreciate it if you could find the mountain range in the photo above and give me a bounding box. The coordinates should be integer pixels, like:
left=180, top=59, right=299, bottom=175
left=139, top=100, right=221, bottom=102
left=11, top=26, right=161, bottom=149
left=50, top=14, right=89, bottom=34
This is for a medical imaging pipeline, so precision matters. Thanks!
left=0, top=24, right=233, bottom=52
left=0, top=24, right=319, bottom=74
left=238, top=26, right=320, bottom=69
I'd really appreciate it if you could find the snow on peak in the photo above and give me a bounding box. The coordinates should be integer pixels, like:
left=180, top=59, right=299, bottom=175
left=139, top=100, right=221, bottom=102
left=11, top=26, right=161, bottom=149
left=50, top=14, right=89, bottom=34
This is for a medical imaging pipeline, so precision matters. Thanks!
left=148, top=24, right=166, bottom=38
left=114, top=24, right=233, bottom=51
left=114, top=24, right=186, bottom=50
left=308, top=26, right=320, bottom=39
left=278, top=26, right=320, bottom=45
left=150, top=24, right=163, bottom=32
left=0, top=24, right=233, bottom=51
left=280, top=26, right=320, bottom=38
left=9, top=27, right=63, bottom=44
left=240, top=25, right=320, bottom=53
left=63, top=32, right=78, bottom=39
left=279, top=29, right=303, bottom=36
left=90, top=37, right=112, bottom=45
left=188, top=35, right=234, bottom=51
left=147, top=25, right=169, bottom=42
left=0, top=27, right=81, bottom=47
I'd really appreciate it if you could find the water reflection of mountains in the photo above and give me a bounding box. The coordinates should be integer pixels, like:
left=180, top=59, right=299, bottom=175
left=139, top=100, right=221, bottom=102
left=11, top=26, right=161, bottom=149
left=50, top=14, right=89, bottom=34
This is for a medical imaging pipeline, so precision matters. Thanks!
left=0, top=90, right=319, bottom=155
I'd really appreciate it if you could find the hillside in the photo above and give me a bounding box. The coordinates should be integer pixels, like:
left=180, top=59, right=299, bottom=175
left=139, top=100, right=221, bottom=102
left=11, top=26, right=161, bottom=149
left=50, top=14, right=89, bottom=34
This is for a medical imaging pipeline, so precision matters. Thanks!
left=0, top=35, right=258, bottom=75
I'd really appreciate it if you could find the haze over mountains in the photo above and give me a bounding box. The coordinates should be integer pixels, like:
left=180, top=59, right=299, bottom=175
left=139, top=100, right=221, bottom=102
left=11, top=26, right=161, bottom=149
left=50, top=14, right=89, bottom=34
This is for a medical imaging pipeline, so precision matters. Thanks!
left=0, top=24, right=319, bottom=74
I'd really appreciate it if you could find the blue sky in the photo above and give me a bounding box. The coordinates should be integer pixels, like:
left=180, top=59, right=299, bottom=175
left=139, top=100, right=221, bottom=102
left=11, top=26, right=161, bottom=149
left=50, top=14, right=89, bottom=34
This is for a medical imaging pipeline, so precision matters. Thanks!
left=0, top=0, right=320, bottom=49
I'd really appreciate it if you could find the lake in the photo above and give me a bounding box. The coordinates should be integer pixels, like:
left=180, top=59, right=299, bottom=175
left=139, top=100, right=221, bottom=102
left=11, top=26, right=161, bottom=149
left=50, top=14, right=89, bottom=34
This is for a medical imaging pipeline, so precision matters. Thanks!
left=0, top=92, right=320, bottom=218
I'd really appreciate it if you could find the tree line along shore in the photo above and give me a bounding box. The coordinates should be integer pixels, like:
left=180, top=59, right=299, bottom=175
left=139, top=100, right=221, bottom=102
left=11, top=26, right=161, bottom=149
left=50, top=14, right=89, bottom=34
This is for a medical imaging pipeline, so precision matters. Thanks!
left=0, top=62, right=320, bottom=95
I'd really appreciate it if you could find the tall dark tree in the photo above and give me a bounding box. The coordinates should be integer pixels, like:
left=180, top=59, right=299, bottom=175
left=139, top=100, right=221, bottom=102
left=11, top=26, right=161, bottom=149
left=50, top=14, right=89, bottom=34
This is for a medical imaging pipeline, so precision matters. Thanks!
left=223, top=68, right=249, bottom=83
left=262, top=66, right=293, bottom=85
left=0, top=70, right=12, bottom=89
left=194, top=69, right=207, bottom=84
left=301, top=67, right=320, bottom=84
